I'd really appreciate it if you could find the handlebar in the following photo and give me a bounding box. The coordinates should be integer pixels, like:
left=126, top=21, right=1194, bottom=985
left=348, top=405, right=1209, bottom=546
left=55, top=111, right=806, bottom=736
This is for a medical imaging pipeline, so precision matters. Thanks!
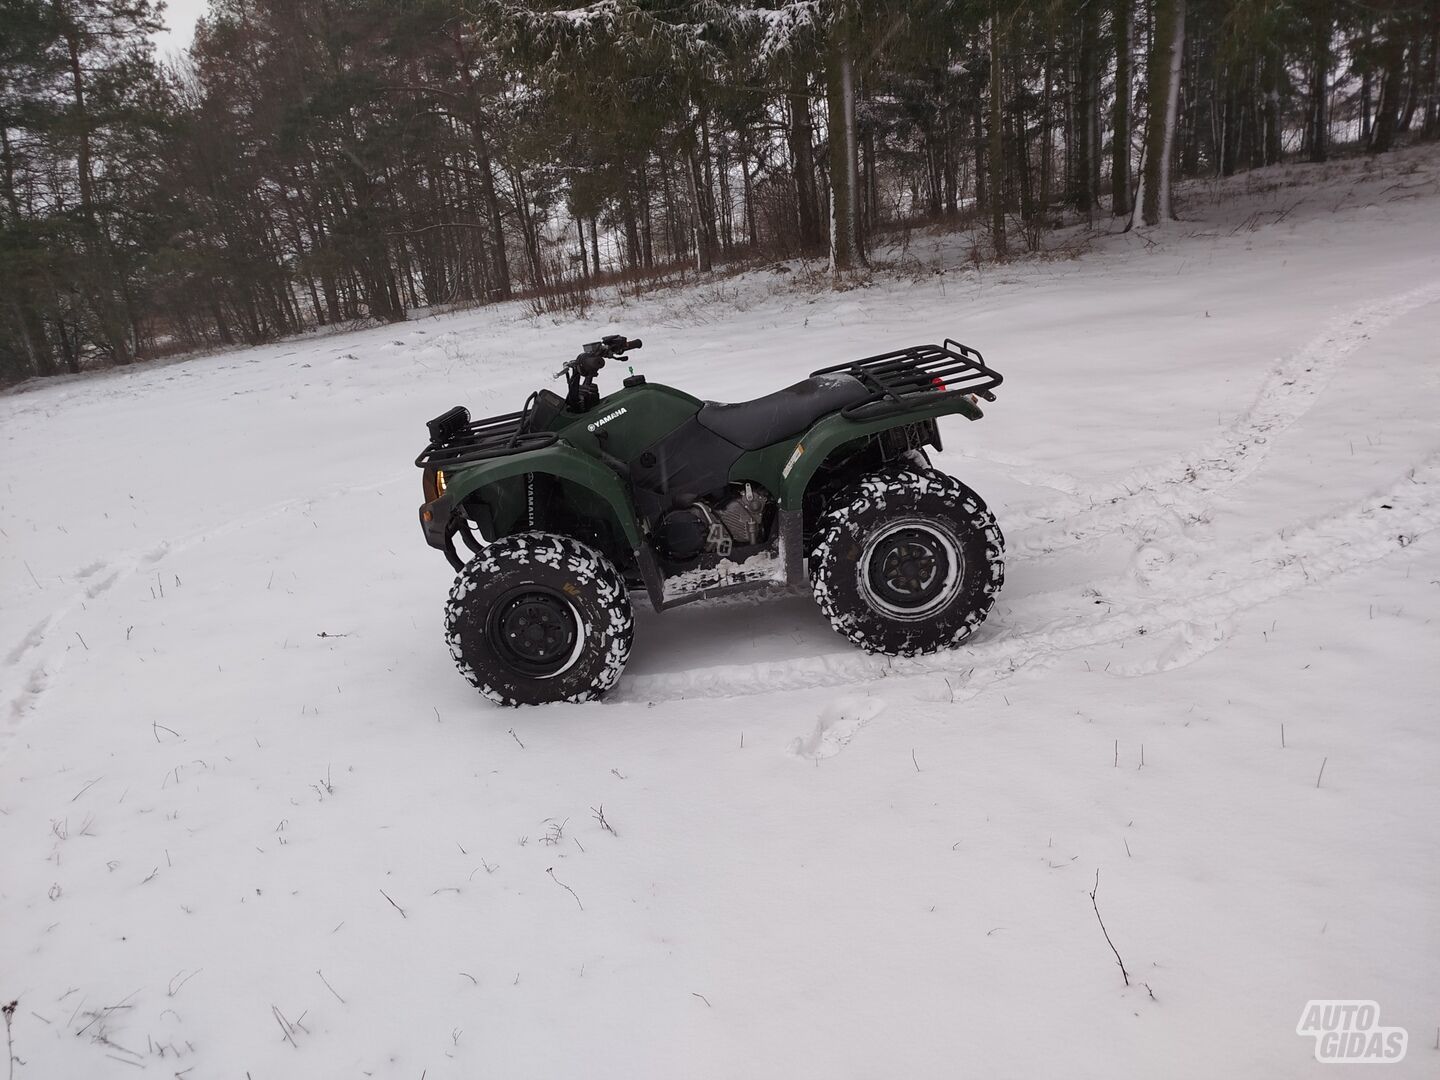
left=584, top=335, right=642, bottom=359
left=555, top=334, right=643, bottom=410
left=558, top=335, right=643, bottom=379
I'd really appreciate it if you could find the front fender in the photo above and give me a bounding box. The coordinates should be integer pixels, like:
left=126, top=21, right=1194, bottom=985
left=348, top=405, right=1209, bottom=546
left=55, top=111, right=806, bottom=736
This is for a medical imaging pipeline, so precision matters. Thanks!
left=419, top=443, right=641, bottom=550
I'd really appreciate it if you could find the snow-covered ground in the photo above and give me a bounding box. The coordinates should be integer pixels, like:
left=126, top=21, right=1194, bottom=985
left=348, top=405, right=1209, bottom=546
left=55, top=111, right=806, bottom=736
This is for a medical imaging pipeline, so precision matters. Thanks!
left=3, top=147, right=1439, bottom=1078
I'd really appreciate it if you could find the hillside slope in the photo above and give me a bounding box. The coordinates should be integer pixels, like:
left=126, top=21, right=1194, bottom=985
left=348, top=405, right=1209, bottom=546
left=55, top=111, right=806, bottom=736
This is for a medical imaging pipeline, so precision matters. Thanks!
left=2, top=147, right=1439, bottom=1078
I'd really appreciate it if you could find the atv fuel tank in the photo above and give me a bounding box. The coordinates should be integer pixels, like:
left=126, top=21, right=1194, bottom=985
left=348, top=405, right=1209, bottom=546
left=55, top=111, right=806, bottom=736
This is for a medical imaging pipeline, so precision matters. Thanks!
left=556, top=381, right=702, bottom=463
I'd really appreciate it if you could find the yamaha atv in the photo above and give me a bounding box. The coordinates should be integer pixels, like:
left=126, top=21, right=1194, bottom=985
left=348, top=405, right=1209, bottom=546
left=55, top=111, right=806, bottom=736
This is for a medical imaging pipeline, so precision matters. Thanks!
left=416, top=335, right=1005, bottom=706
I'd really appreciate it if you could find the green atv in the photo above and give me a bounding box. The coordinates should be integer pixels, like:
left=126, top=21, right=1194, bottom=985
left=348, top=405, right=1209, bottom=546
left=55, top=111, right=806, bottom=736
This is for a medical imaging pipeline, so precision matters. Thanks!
left=415, top=335, right=1005, bottom=706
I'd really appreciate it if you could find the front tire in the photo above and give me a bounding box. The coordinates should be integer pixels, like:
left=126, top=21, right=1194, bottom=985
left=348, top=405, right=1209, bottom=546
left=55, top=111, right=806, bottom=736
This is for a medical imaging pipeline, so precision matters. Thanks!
left=444, top=533, right=634, bottom=706
left=810, top=471, right=1003, bottom=656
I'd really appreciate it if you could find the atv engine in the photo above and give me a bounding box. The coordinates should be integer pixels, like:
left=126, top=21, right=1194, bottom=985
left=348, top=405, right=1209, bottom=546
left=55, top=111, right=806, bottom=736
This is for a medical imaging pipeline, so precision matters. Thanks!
left=657, top=483, right=771, bottom=561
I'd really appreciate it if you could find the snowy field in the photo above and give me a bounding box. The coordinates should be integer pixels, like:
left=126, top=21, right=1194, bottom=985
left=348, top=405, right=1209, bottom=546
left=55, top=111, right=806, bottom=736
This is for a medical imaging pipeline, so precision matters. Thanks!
left=3, top=148, right=1439, bottom=1078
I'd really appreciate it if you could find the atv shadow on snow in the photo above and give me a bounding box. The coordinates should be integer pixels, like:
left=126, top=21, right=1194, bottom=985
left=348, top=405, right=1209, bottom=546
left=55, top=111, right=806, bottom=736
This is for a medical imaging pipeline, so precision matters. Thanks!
left=622, top=591, right=834, bottom=679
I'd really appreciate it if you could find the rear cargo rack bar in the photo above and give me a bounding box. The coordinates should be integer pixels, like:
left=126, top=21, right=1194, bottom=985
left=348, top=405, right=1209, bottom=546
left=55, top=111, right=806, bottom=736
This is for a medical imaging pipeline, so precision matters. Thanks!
left=811, top=338, right=1002, bottom=420
left=415, top=408, right=559, bottom=469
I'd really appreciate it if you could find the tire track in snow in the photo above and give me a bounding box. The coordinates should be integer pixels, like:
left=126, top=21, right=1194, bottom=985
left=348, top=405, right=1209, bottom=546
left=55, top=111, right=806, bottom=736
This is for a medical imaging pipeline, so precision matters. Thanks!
left=620, top=282, right=1440, bottom=704
left=942, top=446, right=1086, bottom=497
left=615, top=454, right=1440, bottom=703
left=8, top=286, right=1437, bottom=723
left=620, top=286, right=1440, bottom=704
left=1000, top=280, right=1440, bottom=559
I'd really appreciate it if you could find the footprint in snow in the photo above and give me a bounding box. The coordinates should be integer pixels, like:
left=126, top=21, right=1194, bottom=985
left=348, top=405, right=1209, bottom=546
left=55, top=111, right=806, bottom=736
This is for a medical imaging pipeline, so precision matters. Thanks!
left=4, top=619, right=49, bottom=667
left=1126, top=510, right=1200, bottom=590
left=789, top=696, right=887, bottom=760
left=9, top=663, right=48, bottom=721
left=1106, top=618, right=1230, bottom=677
left=85, top=571, right=120, bottom=599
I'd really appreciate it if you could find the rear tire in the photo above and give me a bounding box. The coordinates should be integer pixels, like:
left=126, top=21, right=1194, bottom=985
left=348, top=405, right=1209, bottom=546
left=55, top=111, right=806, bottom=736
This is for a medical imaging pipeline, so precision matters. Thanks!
left=445, top=533, right=634, bottom=706
left=810, top=471, right=1003, bottom=656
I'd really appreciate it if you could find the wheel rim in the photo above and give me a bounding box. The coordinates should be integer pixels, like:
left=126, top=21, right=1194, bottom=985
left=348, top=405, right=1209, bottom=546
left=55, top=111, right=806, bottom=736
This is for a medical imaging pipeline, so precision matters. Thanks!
left=857, top=518, right=963, bottom=620
left=486, top=586, right=581, bottom=678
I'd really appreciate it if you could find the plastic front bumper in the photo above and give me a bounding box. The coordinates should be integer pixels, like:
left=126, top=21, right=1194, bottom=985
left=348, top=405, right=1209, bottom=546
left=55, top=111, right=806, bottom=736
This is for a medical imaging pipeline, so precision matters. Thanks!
left=419, top=498, right=466, bottom=570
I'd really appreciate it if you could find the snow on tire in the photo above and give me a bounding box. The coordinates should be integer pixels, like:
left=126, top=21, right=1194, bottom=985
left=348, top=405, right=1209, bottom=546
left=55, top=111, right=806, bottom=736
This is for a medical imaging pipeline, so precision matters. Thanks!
left=810, top=470, right=1004, bottom=656
left=444, top=532, right=634, bottom=707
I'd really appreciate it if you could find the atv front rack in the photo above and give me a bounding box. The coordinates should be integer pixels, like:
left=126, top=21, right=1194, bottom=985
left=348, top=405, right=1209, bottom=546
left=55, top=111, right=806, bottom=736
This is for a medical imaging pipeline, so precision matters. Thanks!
left=414, top=406, right=558, bottom=469
left=812, top=339, right=1002, bottom=420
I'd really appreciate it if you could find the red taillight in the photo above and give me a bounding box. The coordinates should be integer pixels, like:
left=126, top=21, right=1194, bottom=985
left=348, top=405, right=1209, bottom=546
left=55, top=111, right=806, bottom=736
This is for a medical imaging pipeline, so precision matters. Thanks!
left=931, top=376, right=947, bottom=392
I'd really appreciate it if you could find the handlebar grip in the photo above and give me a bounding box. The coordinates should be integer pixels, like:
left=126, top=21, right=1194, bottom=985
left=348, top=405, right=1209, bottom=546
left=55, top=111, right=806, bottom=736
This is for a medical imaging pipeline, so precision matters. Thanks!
left=626, top=338, right=643, bottom=351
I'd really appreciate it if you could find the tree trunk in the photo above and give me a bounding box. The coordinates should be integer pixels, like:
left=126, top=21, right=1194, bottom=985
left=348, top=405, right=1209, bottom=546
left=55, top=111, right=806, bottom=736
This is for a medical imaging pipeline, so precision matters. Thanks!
left=788, top=64, right=822, bottom=247
left=0, top=130, right=55, bottom=377
left=1425, top=1, right=1439, bottom=137
left=1013, top=84, right=1036, bottom=230
left=54, top=310, right=80, bottom=374
left=620, top=186, right=641, bottom=272
left=1370, top=23, right=1407, bottom=154
left=638, top=158, right=655, bottom=268
left=1261, top=48, right=1283, bottom=165
left=509, top=167, right=546, bottom=287
left=974, top=93, right=987, bottom=212
left=1307, top=2, right=1331, bottom=163
left=740, top=129, right=758, bottom=247
left=1361, top=21, right=1375, bottom=142
left=7, top=297, right=56, bottom=378
left=863, top=102, right=879, bottom=235
left=989, top=9, right=1007, bottom=255
left=1219, top=79, right=1237, bottom=177
left=697, top=102, right=720, bottom=259
left=660, top=153, right=681, bottom=260
left=1179, top=7, right=1201, bottom=175
left=926, top=141, right=943, bottom=217
left=1074, top=2, right=1100, bottom=215
left=472, top=132, right=511, bottom=300
left=209, top=296, right=234, bottom=345
left=61, top=19, right=132, bottom=364
left=1133, top=0, right=1186, bottom=227
left=716, top=132, right=734, bottom=256
left=942, top=133, right=958, bottom=216
left=1398, top=40, right=1422, bottom=132
left=826, top=27, right=865, bottom=271
left=685, top=142, right=712, bottom=272
left=1112, top=0, right=1133, bottom=216
left=1036, top=43, right=1052, bottom=219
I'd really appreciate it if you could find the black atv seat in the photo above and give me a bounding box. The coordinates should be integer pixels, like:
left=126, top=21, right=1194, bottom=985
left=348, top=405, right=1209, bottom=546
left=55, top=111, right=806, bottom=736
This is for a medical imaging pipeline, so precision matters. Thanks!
left=696, top=374, right=870, bottom=451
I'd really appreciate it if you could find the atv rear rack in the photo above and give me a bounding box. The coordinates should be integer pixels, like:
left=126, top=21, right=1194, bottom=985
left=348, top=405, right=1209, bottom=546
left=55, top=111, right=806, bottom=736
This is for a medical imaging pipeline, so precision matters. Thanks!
left=812, top=339, right=1002, bottom=420
left=414, top=406, right=558, bottom=469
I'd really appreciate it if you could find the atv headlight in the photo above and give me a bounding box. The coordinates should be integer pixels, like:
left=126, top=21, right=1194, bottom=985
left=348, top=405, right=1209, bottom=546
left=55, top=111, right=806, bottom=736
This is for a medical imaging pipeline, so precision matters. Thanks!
left=423, top=468, right=448, bottom=503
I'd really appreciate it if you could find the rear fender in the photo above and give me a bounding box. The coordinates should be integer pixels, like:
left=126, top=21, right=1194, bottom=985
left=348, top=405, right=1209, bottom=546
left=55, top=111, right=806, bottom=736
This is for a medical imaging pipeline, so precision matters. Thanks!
left=729, top=396, right=983, bottom=510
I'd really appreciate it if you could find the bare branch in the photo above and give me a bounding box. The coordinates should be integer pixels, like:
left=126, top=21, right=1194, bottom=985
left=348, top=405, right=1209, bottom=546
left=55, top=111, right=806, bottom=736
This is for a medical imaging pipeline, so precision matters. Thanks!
left=1089, top=869, right=1130, bottom=987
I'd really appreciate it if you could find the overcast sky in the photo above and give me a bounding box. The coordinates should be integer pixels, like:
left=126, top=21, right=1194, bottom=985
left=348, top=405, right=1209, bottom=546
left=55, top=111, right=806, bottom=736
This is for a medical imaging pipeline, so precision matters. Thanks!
left=153, top=0, right=207, bottom=57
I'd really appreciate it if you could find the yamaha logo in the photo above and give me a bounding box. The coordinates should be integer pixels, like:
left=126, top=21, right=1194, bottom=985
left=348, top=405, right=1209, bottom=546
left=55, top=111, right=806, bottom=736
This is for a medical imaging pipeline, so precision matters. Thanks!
left=587, top=407, right=627, bottom=433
